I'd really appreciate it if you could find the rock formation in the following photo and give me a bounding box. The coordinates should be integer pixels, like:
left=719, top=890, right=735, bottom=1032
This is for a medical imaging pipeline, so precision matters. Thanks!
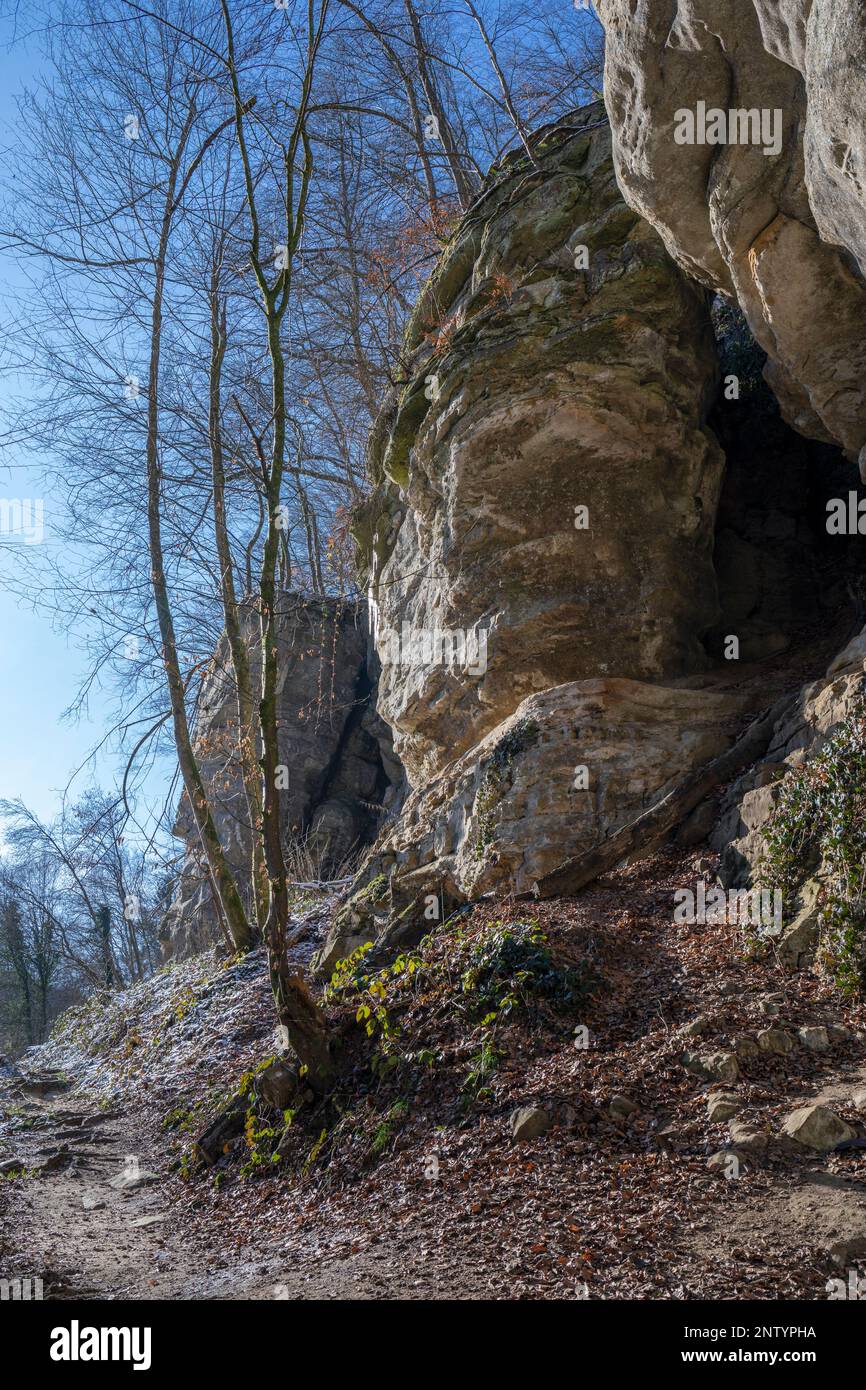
left=316, top=97, right=866, bottom=979
left=357, top=103, right=725, bottom=787
left=597, top=0, right=866, bottom=464
left=161, top=595, right=400, bottom=958
left=317, top=107, right=769, bottom=973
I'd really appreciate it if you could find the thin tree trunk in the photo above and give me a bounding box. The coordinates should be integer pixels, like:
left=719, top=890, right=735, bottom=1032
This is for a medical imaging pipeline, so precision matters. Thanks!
left=145, top=131, right=253, bottom=954
left=208, top=277, right=268, bottom=934
left=463, top=0, right=539, bottom=168
left=403, top=0, right=478, bottom=209
left=222, top=0, right=333, bottom=1089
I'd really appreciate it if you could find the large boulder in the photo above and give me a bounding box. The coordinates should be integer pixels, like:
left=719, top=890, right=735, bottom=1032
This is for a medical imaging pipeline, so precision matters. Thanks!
left=314, top=677, right=752, bottom=974
left=358, top=104, right=726, bottom=788
left=597, top=0, right=866, bottom=461
left=781, top=1104, right=856, bottom=1150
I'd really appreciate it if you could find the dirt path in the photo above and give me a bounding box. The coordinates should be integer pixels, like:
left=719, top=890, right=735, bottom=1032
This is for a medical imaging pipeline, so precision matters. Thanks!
left=0, top=1078, right=203, bottom=1299
left=0, top=1076, right=492, bottom=1300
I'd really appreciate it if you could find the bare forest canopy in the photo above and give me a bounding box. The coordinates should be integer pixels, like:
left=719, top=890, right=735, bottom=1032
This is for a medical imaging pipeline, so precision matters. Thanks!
left=0, top=0, right=603, bottom=1055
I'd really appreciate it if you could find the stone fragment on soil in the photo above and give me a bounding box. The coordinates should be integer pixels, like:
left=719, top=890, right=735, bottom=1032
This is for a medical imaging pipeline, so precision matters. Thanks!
left=781, top=1105, right=856, bottom=1151
left=509, top=1107, right=551, bottom=1142
left=255, top=1059, right=301, bottom=1110
left=682, top=1015, right=710, bottom=1038
left=707, top=1149, right=748, bottom=1175
left=851, top=1087, right=866, bottom=1112
left=109, top=1167, right=160, bottom=1191
left=608, top=1095, right=637, bottom=1119
left=702, top=1052, right=740, bottom=1084
left=82, top=1195, right=106, bottom=1211
left=707, top=1094, right=741, bottom=1123
left=798, top=1026, right=831, bottom=1052
left=728, top=1120, right=770, bottom=1156
left=757, top=1028, right=795, bottom=1055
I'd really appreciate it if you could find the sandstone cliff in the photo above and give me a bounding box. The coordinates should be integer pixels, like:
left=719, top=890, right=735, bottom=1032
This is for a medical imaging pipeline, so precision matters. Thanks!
left=162, top=595, right=400, bottom=958
left=310, top=79, right=866, bottom=980
left=597, top=0, right=866, bottom=464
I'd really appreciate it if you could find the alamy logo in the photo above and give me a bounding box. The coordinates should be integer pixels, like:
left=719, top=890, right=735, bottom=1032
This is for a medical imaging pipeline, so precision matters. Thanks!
left=673, top=882, right=782, bottom=933
left=826, top=492, right=866, bottom=534
left=826, top=1269, right=866, bottom=1300
left=379, top=622, right=488, bottom=677
left=674, top=102, right=783, bottom=158
left=0, top=497, right=44, bottom=544
left=0, top=1277, right=43, bottom=1300
left=50, top=1320, right=152, bottom=1371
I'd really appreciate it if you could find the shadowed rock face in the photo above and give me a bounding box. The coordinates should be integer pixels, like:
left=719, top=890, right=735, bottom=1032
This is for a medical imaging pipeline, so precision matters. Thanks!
left=597, top=0, right=866, bottom=463
left=161, top=596, right=400, bottom=959
left=360, top=104, right=726, bottom=788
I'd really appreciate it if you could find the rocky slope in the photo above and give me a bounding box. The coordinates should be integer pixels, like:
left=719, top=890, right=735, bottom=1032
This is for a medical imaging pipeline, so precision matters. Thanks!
left=5, top=853, right=866, bottom=1302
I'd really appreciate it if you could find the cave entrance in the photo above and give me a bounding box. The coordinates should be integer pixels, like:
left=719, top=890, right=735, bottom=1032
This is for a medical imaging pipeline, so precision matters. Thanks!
left=704, top=303, right=866, bottom=678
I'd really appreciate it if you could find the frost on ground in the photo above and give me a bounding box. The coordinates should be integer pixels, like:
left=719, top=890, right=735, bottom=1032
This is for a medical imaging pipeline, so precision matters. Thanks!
left=28, top=948, right=276, bottom=1113
left=2, top=862, right=866, bottom=1301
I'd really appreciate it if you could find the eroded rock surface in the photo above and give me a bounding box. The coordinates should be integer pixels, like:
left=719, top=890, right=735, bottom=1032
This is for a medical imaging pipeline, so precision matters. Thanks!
left=597, top=0, right=866, bottom=461
left=314, top=677, right=754, bottom=974
left=713, top=626, right=866, bottom=891
left=358, top=104, right=726, bottom=788
left=322, top=108, right=755, bottom=973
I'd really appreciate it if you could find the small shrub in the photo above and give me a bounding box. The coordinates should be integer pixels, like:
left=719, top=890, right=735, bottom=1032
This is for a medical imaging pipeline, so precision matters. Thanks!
left=760, top=696, right=866, bottom=994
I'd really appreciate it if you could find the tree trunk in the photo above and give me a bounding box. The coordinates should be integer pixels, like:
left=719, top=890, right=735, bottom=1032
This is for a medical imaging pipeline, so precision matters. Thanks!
left=145, top=143, right=253, bottom=955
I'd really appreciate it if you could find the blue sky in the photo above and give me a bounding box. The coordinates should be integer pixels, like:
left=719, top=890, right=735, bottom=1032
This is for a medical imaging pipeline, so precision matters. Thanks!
left=0, top=20, right=173, bottom=836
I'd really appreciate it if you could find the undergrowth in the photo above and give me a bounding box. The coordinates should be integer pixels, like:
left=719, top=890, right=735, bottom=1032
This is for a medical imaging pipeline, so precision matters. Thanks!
left=760, top=695, right=866, bottom=995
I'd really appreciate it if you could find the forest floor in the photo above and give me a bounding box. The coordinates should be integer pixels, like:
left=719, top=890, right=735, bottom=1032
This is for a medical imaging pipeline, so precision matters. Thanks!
left=2, top=846, right=866, bottom=1302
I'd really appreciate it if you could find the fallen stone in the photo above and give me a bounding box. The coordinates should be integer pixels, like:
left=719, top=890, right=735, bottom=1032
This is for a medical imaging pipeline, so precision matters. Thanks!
left=798, top=1026, right=831, bottom=1052
left=851, top=1087, right=866, bottom=1112
left=707, top=1149, right=748, bottom=1176
left=0, top=1157, right=25, bottom=1176
left=759, top=999, right=782, bottom=1017
left=131, top=1214, right=166, bottom=1228
left=701, top=1052, right=740, bottom=1084
left=781, top=1104, right=856, bottom=1151
left=728, top=1120, right=770, bottom=1156
left=707, top=1094, right=741, bottom=1123
left=82, top=1195, right=106, bottom=1211
left=757, top=1028, right=795, bottom=1056
left=734, top=1037, right=761, bottom=1061
left=509, top=1106, right=551, bottom=1142
left=682, top=1015, right=711, bottom=1039
left=608, top=1095, right=637, bottom=1119
left=255, top=1059, right=301, bottom=1111
left=827, top=1025, right=853, bottom=1044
